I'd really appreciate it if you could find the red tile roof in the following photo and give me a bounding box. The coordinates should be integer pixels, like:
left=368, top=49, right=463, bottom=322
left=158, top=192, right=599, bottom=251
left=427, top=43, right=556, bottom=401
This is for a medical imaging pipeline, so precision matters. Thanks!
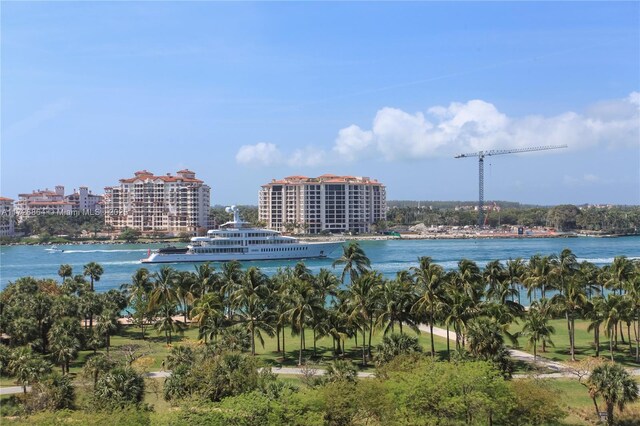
left=0, top=197, right=13, bottom=201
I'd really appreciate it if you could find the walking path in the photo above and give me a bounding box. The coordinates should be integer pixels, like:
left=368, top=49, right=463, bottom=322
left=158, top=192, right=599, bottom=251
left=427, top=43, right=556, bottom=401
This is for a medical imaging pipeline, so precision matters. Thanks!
left=419, top=324, right=569, bottom=372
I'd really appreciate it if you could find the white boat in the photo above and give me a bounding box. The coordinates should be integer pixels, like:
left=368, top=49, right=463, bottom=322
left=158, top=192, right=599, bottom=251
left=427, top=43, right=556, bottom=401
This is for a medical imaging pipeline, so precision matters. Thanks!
left=141, top=206, right=344, bottom=264
left=44, top=245, right=64, bottom=253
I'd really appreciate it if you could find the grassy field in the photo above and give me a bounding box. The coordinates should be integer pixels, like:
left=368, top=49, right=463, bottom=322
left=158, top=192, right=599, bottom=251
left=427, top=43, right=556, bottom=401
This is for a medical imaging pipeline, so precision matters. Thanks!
left=507, top=318, right=640, bottom=367
left=544, top=378, right=640, bottom=425
left=1, top=324, right=454, bottom=389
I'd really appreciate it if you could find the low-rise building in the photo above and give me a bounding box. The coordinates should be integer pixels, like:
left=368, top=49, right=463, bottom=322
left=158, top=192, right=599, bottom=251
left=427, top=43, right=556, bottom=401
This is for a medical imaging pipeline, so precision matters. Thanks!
left=65, top=186, right=103, bottom=214
left=0, top=197, right=15, bottom=236
left=259, top=174, right=386, bottom=234
left=15, top=186, right=73, bottom=221
left=104, top=169, right=211, bottom=235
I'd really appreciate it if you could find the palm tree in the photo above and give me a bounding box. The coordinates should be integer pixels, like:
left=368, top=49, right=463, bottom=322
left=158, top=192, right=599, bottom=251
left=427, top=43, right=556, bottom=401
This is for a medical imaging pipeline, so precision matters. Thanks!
left=96, top=308, right=119, bottom=354
left=83, top=262, right=104, bottom=292
left=220, top=261, right=242, bottom=316
left=149, top=267, right=182, bottom=345
left=603, top=295, right=622, bottom=361
left=345, top=271, right=382, bottom=365
left=58, top=264, right=73, bottom=283
left=521, top=304, right=555, bottom=360
left=95, top=367, right=145, bottom=408
left=374, top=333, right=423, bottom=365
left=332, top=241, right=371, bottom=284
left=625, top=262, right=640, bottom=362
left=607, top=256, right=634, bottom=296
left=192, top=262, right=218, bottom=298
left=505, top=258, right=525, bottom=304
left=412, top=257, right=445, bottom=357
left=49, top=334, right=80, bottom=374
left=283, top=277, right=324, bottom=365
left=174, top=271, right=195, bottom=324
left=190, top=292, right=224, bottom=343
left=83, top=262, right=104, bottom=330
left=47, top=317, right=81, bottom=374
left=377, top=273, right=417, bottom=336
left=82, top=354, right=114, bottom=389
left=588, top=363, right=639, bottom=426
left=120, top=268, right=152, bottom=339
left=9, top=347, right=51, bottom=393
left=525, top=254, right=555, bottom=301
left=484, top=259, right=506, bottom=302
left=551, top=249, right=582, bottom=361
left=231, top=267, right=274, bottom=355
left=585, top=296, right=607, bottom=357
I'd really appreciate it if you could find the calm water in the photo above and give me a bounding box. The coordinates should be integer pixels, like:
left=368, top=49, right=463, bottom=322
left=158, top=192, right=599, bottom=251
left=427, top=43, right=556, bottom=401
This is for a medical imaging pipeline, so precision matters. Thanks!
left=1, top=237, right=639, bottom=293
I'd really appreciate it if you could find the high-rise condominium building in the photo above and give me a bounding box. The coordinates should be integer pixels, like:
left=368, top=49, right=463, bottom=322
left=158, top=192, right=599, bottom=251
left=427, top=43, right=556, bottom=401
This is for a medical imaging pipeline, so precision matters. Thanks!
left=259, top=174, right=386, bottom=234
left=104, top=169, right=210, bottom=234
left=0, top=197, right=15, bottom=236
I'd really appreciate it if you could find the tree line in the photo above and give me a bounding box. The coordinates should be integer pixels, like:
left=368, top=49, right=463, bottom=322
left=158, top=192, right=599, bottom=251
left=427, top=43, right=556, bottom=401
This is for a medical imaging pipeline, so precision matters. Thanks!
left=1, top=244, right=640, bottom=424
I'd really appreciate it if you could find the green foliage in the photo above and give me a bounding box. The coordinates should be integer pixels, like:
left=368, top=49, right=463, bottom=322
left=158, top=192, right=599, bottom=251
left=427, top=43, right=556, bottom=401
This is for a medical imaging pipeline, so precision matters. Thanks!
left=118, top=227, right=142, bottom=243
left=23, top=372, right=75, bottom=413
left=507, top=380, right=566, bottom=425
left=163, top=350, right=260, bottom=403
left=374, top=333, right=423, bottom=365
left=16, top=214, right=104, bottom=239
left=93, top=366, right=146, bottom=409
left=383, top=358, right=516, bottom=425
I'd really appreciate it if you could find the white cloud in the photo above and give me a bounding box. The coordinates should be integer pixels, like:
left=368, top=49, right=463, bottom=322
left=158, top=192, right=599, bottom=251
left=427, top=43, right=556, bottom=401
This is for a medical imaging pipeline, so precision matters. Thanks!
left=235, top=92, right=639, bottom=167
left=236, top=142, right=326, bottom=167
left=333, top=125, right=373, bottom=161
left=333, top=92, right=640, bottom=160
left=235, top=142, right=282, bottom=166
left=289, top=146, right=326, bottom=167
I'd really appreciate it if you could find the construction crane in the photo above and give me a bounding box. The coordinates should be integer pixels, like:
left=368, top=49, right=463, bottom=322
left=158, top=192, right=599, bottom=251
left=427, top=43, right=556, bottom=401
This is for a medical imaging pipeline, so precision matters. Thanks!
left=455, top=145, right=567, bottom=227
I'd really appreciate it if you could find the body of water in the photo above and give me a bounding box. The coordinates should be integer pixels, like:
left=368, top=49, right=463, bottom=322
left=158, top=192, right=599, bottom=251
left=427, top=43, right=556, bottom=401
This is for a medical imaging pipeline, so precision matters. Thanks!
left=1, top=236, right=639, bottom=293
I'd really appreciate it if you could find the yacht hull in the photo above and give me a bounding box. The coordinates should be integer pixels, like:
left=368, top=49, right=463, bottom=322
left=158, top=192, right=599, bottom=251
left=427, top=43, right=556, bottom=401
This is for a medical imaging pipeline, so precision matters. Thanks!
left=141, top=241, right=343, bottom=264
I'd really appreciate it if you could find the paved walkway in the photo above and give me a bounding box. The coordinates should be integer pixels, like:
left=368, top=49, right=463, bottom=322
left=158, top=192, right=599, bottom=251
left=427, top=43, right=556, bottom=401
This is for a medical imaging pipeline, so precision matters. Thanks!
left=418, top=324, right=569, bottom=372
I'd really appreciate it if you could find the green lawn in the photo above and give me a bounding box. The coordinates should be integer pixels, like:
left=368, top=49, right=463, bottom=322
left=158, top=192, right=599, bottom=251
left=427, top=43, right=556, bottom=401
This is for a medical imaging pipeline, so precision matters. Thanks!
left=508, top=318, right=640, bottom=367
left=543, top=378, right=640, bottom=425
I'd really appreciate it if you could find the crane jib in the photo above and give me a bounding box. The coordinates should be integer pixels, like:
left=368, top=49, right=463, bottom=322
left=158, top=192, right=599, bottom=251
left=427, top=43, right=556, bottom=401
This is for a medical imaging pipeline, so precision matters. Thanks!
left=453, top=144, right=568, bottom=228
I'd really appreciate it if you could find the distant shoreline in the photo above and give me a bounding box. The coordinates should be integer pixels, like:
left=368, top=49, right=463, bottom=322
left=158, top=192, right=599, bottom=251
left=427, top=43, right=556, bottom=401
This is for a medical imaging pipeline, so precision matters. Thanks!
left=2, top=232, right=638, bottom=247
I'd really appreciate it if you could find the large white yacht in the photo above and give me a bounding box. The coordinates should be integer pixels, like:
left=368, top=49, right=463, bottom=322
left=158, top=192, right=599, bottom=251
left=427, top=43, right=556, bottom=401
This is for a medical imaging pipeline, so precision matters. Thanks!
left=141, top=206, right=344, bottom=264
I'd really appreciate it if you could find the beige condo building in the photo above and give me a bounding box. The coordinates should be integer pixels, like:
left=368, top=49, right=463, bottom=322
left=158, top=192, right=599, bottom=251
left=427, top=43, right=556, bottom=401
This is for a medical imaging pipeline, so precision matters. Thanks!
left=0, top=197, right=15, bottom=237
left=104, top=169, right=210, bottom=235
left=259, top=174, right=386, bottom=234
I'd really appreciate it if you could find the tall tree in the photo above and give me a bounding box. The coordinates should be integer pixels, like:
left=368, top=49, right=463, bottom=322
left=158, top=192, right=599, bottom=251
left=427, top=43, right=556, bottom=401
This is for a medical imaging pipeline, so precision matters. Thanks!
left=552, top=249, right=582, bottom=361
left=150, top=266, right=182, bottom=344
left=521, top=302, right=555, bottom=360
left=231, top=267, right=274, bottom=355
left=332, top=241, right=371, bottom=284
left=58, top=264, right=73, bottom=283
left=83, top=262, right=104, bottom=292
left=588, top=363, right=639, bottom=426
left=412, top=257, right=445, bottom=357
left=346, top=271, right=382, bottom=365
left=284, top=276, right=324, bottom=365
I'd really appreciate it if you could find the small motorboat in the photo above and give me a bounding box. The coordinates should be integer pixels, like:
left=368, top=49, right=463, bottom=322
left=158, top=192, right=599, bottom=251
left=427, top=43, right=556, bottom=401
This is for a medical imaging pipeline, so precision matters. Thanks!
left=44, top=245, right=64, bottom=253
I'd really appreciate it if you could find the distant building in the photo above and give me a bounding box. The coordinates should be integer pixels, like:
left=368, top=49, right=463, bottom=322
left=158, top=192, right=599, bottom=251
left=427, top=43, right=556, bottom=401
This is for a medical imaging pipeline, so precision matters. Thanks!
left=259, top=174, right=386, bottom=234
left=104, top=169, right=211, bottom=235
left=15, top=186, right=73, bottom=221
left=0, top=197, right=15, bottom=236
left=65, top=186, right=103, bottom=213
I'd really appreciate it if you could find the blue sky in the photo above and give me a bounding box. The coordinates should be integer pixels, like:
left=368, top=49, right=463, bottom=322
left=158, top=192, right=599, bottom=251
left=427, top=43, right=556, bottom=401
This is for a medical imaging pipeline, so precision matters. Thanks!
left=2, top=2, right=639, bottom=205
